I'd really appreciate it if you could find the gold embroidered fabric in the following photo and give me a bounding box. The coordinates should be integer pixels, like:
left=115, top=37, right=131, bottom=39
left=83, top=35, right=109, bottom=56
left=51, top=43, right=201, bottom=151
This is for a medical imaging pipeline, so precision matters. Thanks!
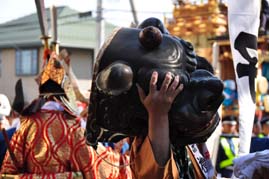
left=1, top=111, right=94, bottom=178
left=1, top=110, right=132, bottom=179
left=40, top=52, right=64, bottom=86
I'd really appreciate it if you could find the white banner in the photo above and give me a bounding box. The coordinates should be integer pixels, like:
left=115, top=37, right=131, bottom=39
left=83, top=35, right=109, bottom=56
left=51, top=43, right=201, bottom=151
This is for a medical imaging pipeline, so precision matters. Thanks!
left=227, top=0, right=260, bottom=156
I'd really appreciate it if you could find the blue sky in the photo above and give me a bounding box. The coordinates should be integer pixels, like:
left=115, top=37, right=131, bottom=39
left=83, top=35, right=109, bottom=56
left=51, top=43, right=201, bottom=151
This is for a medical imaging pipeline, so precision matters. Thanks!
left=0, top=0, right=176, bottom=26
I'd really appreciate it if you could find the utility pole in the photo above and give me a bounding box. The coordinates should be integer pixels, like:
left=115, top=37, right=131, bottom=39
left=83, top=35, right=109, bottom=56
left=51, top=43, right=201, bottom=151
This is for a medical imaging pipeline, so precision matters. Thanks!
left=96, top=0, right=105, bottom=59
left=129, top=0, right=138, bottom=27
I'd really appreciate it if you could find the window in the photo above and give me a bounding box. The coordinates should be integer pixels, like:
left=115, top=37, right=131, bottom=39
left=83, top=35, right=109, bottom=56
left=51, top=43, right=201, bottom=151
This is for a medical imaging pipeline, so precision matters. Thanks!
left=16, top=49, right=38, bottom=76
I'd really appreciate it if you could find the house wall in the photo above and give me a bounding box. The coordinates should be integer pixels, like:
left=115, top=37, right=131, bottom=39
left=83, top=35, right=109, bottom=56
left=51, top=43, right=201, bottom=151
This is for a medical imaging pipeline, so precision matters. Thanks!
left=0, top=48, right=37, bottom=105
left=66, top=47, right=93, bottom=99
left=0, top=47, right=93, bottom=105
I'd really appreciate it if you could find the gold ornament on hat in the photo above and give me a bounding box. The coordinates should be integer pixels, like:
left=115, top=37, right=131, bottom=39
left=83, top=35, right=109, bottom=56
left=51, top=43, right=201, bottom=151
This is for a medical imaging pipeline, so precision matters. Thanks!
left=40, top=52, right=65, bottom=86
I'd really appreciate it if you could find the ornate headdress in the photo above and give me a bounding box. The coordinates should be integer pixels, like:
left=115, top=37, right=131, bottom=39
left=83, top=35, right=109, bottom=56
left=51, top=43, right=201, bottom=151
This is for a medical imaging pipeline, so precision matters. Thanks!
left=22, top=51, right=78, bottom=116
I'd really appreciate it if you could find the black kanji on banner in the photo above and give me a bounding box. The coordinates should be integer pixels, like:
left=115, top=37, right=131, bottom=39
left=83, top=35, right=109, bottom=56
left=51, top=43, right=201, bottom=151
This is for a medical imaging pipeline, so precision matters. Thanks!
left=234, top=31, right=257, bottom=103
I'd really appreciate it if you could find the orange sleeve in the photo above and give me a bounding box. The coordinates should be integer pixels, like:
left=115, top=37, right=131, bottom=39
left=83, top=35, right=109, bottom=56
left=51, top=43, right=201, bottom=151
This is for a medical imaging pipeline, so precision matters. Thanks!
left=70, top=126, right=96, bottom=179
left=130, top=136, right=179, bottom=179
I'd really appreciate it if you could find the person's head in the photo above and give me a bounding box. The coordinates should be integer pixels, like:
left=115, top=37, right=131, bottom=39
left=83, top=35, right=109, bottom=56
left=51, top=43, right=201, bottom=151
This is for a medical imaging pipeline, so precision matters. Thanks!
left=222, top=115, right=237, bottom=134
left=261, top=116, right=269, bottom=135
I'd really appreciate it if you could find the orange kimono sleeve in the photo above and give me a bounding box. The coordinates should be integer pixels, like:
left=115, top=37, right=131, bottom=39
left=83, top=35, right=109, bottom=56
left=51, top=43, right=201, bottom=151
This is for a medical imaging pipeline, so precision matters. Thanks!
left=69, top=126, right=96, bottom=179
left=130, top=136, right=179, bottom=179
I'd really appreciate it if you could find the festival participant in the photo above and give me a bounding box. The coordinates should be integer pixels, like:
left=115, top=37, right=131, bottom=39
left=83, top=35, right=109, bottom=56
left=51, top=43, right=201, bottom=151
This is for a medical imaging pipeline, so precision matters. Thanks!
left=90, top=71, right=182, bottom=179
left=0, top=94, right=15, bottom=168
left=131, top=67, right=217, bottom=179
left=0, top=80, right=24, bottom=168
left=0, top=52, right=95, bottom=178
left=130, top=71, right=182, bottom=178
left=86, top=17, right=224, bottom=178
left=0, top=51, right=133, bottom=179
left=216, top=116, right=239, bottom=178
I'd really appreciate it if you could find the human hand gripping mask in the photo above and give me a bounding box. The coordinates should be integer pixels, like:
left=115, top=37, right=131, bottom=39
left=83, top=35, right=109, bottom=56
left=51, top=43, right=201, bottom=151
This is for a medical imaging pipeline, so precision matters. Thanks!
left=86, top=18, right=224, bottom=148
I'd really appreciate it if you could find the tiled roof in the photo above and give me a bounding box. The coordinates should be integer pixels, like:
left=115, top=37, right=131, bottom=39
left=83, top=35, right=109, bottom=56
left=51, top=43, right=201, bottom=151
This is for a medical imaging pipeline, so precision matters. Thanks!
left=0, top=6, right=116, bottom=49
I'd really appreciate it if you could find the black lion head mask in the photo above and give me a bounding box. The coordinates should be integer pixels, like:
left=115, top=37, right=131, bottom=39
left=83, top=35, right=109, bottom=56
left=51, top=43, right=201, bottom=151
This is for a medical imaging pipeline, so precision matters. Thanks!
left=86, top=17, right=224, bottom=148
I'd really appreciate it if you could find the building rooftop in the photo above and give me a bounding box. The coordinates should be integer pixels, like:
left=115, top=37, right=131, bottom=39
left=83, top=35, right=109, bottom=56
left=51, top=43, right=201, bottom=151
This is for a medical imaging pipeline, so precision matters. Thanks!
left=0, top=6, right=116, bottom=49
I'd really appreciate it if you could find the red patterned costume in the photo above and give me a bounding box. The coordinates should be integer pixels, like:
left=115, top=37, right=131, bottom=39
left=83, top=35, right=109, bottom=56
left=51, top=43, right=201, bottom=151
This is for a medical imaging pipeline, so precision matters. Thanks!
left=0, top=51, right=131, bottom=179
left=1, top=108, right=131, bottom=179
left=1, top=110, right=93, bottom=178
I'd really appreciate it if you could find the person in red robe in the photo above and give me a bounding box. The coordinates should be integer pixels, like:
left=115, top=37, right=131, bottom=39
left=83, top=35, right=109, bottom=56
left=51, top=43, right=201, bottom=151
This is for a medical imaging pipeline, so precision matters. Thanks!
left=0, top=51, right=132, bottom=179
